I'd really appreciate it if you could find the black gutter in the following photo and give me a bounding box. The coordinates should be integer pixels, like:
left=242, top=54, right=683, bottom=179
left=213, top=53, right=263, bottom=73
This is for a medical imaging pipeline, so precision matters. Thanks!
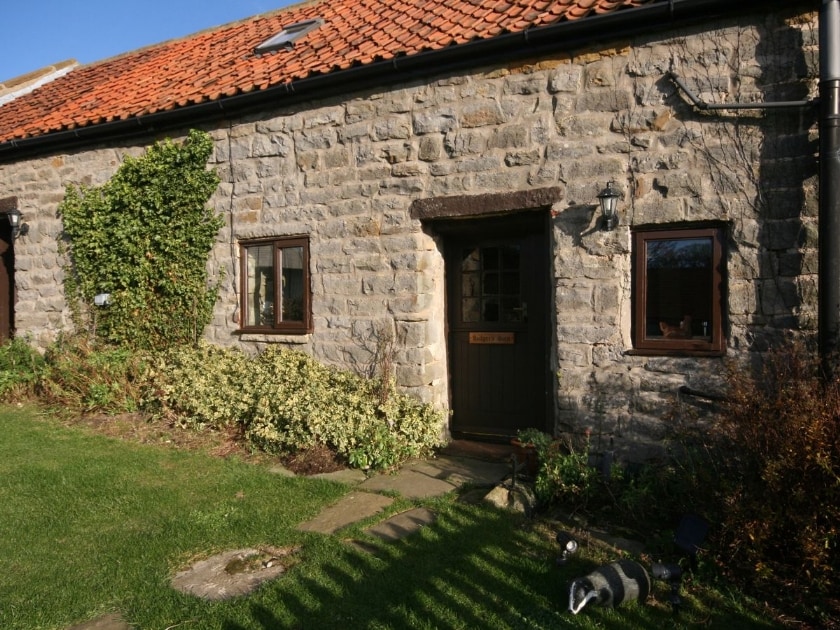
left=0, top=0, right=807, bottom=162
left=820, top=0, right=840, bottom=374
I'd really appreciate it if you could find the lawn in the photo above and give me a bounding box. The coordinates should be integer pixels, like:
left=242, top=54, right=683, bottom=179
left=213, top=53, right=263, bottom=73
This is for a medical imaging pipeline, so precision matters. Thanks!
left=0, top=406, right=781, bottom=629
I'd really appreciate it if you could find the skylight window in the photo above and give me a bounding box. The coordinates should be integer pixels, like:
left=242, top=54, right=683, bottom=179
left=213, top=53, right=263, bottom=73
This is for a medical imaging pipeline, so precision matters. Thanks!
left=255, top=18, right=324, bottom=54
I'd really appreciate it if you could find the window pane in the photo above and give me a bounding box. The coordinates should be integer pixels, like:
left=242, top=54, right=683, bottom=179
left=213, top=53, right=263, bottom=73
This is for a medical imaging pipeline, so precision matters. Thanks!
left=645, top=237, right=712, bottom=339
left=483, top=247, right=499, bottom=270
left=500, top=246, right=519, bottom=270
left=280, top=246, right=304, bottom=322
left=482, top=298, right=500, bottom=322
left=501, top=297, right=522, bottom=322
left=246, top=245, right=274, bottom=326
left=501, top=271, right=519, bottom=294
left=460, top=245, right=522, bottom=323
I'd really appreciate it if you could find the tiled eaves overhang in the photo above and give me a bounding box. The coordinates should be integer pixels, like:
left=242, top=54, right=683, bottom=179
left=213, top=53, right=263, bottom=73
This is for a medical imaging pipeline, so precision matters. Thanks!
left=0, top=0, right=805, bottom=162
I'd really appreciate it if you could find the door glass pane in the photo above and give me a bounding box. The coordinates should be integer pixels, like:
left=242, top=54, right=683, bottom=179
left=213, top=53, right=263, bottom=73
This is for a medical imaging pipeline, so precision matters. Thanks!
left=500, top=246, right=520, bottom=269
left=484, top=272, right=499, bottom=294
left=280, top=246, right=304, bottom=322
left=645, top=237, right=712, bottom=339
left=460, top=245, right=522, bottom=323
left=246, top=245, right=274, bottom=326
left=483, top=247, right=499, bottom=270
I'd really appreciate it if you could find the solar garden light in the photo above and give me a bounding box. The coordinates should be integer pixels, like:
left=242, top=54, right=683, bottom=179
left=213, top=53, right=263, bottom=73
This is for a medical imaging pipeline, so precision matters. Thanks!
left=652, top=562, right=684, bottom=612
left=555, top=531, right=579, bottom=565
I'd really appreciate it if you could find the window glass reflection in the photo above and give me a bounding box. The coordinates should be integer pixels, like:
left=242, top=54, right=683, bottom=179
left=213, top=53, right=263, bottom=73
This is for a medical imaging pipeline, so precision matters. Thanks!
left=645, top=237, right=712, bottom=339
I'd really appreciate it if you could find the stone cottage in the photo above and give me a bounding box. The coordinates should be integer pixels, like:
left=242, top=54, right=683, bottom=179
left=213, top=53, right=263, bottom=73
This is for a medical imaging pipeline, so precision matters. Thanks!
left=0, top=0, right=823, bottom=457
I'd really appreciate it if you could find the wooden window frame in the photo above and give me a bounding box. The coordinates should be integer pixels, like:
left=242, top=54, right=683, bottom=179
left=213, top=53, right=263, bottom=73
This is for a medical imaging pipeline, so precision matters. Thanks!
left=238, top=235, right=312, bottom=334
left=632, top=225, right=726, bottom=356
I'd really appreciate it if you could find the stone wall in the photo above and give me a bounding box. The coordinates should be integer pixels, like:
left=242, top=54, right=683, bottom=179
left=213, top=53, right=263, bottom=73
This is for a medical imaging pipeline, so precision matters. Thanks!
left=0, top=7, right=818, bottom=456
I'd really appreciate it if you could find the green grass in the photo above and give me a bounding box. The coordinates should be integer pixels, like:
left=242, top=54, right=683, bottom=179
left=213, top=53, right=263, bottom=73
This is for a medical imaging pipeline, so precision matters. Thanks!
left=0, top=406, right=781, bottom=629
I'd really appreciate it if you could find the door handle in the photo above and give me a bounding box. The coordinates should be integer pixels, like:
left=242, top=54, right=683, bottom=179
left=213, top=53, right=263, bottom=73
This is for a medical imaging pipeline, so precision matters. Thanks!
left=512, top=302, right=527, bottom=321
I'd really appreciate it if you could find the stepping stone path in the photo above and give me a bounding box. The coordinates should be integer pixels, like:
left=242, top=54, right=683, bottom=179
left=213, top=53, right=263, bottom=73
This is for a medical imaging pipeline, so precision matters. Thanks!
left=67, top=450, right=513, bottom=629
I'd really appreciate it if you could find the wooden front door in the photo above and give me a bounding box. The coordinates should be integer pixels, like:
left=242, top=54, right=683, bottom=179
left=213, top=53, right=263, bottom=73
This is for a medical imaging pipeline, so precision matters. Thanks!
left=445, top=212, right=550, bottom=439
left=0, top=218, right=13, bottom=342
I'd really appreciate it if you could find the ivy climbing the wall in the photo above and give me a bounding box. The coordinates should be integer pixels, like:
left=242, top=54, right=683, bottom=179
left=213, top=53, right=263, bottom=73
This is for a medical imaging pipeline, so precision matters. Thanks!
left=59, top=130, right=223, bottom=349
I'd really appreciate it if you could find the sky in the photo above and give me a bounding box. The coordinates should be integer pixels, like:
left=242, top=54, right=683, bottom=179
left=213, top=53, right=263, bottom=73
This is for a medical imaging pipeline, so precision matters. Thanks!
left=0, top=1, right=299, bottom=83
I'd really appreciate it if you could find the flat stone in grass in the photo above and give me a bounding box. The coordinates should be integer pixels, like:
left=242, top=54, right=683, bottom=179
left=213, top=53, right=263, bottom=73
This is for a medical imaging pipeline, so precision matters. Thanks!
left=171, top=546, right=298, bottom=601
left=313, top=468, right=368, bottom=485
left=365, top=507, right=436, bottom=541
left=297, top=491, right=393, bottom=534
left=359, top=469, right=456, bottom=499
left=67, top=613, right=132, bottom=630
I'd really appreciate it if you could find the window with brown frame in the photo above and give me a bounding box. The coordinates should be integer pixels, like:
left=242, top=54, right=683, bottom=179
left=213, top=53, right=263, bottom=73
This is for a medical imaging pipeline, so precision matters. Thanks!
left=632, top=225, right=726, bottom=355
left=239, top=236, right=312, bottom=334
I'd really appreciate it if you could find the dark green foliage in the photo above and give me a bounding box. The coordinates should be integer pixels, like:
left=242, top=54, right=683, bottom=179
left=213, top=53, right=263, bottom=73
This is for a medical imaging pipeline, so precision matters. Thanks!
left=58, top=130, right=223, bottom=350
left=528, top=432, right=599, bottom=507
left=0, top=337, right=45, bottom=401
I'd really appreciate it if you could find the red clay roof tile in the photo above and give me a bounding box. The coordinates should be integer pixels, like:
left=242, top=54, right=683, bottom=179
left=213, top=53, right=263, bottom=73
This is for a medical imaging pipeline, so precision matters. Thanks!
left=0, top=0, right=655, bottom=144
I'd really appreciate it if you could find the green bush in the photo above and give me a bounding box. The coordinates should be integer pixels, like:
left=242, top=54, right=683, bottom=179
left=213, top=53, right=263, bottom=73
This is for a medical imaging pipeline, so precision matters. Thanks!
left=147, top=343, right=446, bottom=470
left=0, top=337, right=45, bottom=401
left=531, top=433, right=599, bottom=506
left=38, top=336, right=148, bottom=414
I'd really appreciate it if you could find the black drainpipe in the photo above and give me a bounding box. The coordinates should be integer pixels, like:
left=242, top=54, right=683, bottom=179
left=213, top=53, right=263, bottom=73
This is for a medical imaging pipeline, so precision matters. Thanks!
left=820, top=0, right=840, bottom=374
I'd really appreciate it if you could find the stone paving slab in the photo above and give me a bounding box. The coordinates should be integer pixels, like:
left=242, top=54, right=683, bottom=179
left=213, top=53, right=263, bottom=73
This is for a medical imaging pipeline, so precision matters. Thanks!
left=358, top=468, right=458, bottom=499
left=313, top=468, right=368, bottom=485
left=365, top=507, right=437, bottom=541
left=359, top=455, right=509, bottom=499
left=67, top=614, right=132, bottom=630
left=407, top=455, right=510, bottom=487
left=297, top=491, right=393, bottom=534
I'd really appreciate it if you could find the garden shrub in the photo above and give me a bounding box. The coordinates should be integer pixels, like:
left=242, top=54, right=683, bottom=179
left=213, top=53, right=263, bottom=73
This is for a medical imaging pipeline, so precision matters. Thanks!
left=38, top=335, right=148, bottom=414
left=533, top=437, right=600, bottom=507
left=145, top=342, right=253, bottom=429
left=520, top=430, right=599, bottom=507
left=0, top=337, right=45, bottom=401
left=147, top=342, right=446, bottom=470
left=706, top=340, right=839, bottom=618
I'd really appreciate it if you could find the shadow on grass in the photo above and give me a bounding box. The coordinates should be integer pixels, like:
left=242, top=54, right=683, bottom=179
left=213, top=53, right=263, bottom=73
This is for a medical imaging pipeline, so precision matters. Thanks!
left=219, top=501, right=777, bottom=630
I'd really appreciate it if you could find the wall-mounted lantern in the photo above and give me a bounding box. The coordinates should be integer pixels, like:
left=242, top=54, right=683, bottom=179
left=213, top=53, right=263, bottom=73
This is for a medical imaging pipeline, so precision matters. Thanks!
left=597, top=180, right=621, bottom=231
left=6, top=208, right=29, bottom=239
